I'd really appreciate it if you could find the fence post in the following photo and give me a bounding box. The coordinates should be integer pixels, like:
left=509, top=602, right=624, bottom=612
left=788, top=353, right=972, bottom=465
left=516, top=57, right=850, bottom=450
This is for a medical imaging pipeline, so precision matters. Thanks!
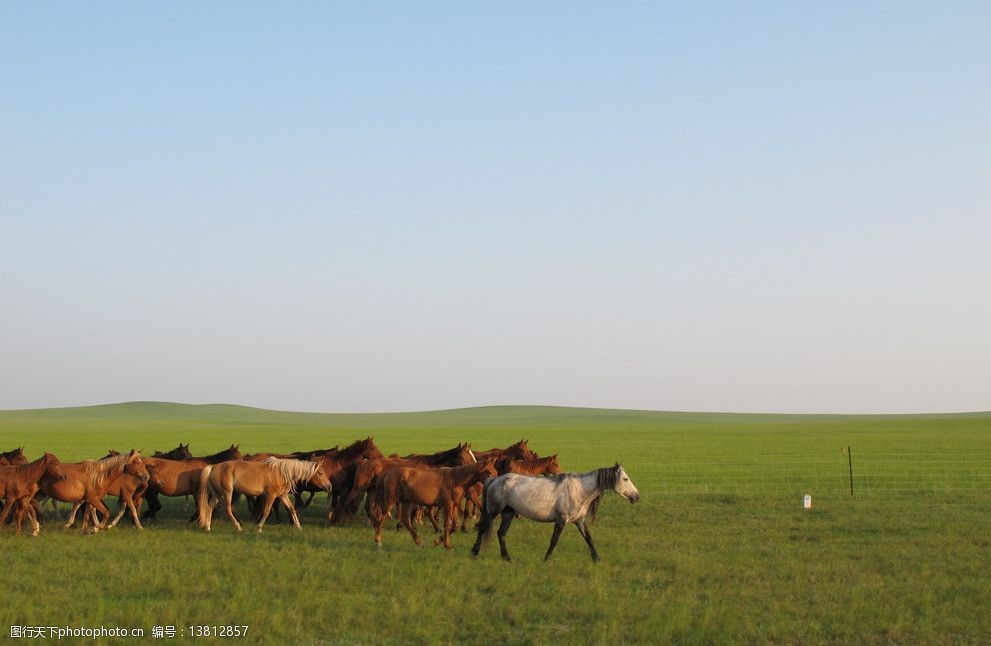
left=846, top=445, right=854, bottom=497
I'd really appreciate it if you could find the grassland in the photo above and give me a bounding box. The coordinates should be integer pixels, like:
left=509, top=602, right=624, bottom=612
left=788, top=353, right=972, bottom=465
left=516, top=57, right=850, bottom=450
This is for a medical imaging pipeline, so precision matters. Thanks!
left=1, top=403, right=989, bottom=644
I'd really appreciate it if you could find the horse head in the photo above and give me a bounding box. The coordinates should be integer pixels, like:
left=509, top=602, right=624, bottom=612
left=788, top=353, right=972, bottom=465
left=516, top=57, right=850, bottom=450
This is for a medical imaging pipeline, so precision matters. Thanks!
left=43, top=452, right=68, bottom=481
left=612, top=463, right=640, bottom=503
left=309, top=462, right=332, bottom=492
left=546, top=454, right=563, bottom=475
left=146, top=463, right=167, bottom=489
left=456, top=443, right=476, bottom=465
left=361, top=437, right=385, bottom=460
left=124, top=450, right=150, bottom=482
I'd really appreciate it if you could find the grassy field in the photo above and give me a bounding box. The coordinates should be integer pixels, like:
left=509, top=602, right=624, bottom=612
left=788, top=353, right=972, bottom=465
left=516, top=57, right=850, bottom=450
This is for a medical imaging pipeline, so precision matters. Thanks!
left=1, top=403, right=989, bottom=644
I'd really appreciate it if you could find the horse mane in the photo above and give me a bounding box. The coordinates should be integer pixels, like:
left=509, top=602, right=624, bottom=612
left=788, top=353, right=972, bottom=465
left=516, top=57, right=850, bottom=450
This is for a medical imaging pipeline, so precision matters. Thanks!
left=262, top=457, right=318, bottom=494
left=335, top=437, right=374, bottom=462
left=81, top=453, right=132, bottom=487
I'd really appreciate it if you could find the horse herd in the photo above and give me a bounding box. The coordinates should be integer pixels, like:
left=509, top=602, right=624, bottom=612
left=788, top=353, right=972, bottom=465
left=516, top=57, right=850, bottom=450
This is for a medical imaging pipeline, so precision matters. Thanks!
left=0, top=439, right=640, bottom=561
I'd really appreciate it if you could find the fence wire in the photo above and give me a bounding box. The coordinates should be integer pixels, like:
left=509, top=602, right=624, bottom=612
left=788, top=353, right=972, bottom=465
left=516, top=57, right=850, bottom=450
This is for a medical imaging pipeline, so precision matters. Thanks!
left=621, top=452, right=991, bottom=496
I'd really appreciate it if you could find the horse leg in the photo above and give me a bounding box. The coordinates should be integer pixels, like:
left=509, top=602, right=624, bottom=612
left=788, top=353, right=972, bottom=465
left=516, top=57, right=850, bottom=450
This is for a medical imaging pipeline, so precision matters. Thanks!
left=25, top=501, right=41, bottom=537
left=281, top=494, right=302, bottom=530
left=400, top=502, right=421, bottom=546
left=544, top=520, right=566, bottom=561
left=256, top=495, right=276, bottom=531
left=427, top=506, right=443, bottom=534
left=128, top=494, right=144, bottom=529
left=106, top=496, right=129, bottom=529
left=142, top=489, right=161, bottom=520
left=434, top=504, right=454, bottom=549
left=496, top=509, right=516, bottom=562
left=92, top=498, right=113, bottom=530
left=576, top=519, right=600, bottom=563
left=64, top=501, right=84, bottom=528
left=225, top=488, right=242, bottom=531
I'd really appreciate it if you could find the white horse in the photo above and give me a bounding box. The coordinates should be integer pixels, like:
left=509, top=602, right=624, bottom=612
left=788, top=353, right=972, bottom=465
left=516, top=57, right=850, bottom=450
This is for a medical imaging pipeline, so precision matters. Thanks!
left=471, top=462, right=640, bottom=562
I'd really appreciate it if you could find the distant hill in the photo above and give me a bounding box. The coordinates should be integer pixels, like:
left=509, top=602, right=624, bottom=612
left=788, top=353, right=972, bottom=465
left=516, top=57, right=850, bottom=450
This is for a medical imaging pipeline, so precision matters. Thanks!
left=1, top=400, right=989, bottom=433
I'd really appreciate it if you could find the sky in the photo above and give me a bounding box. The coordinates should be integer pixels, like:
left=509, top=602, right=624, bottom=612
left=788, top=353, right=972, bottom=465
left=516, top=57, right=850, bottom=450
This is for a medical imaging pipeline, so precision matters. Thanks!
left=1, top=3, right=989, bottom=413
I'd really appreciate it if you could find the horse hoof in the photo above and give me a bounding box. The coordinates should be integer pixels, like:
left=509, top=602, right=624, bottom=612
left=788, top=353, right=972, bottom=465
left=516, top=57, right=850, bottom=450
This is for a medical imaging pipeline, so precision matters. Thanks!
left=502, top=556, right=513, bottom=562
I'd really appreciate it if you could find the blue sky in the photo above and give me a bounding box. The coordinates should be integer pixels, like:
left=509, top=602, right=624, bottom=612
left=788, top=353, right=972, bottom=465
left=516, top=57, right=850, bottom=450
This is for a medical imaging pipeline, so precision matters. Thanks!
left=2, top=3, right=989, bottom=412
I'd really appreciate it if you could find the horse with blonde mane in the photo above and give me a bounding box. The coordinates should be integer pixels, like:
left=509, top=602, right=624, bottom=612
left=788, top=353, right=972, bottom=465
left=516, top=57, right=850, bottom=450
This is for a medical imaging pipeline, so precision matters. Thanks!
left=60, top=450, right=163, bottom=530
left=197, top=458, right=331, bottom=532
left=36, top=450, right=144, bottom=533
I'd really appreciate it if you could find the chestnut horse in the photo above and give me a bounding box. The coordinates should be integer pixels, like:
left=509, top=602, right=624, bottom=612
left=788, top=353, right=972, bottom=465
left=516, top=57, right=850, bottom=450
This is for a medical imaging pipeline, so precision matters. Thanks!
left=372, top=459, right=498, bottom=548
left=62, top=450, right=162, bottom=530
left=471, top=439, right=539, bottom=462
left=332, top=442, right=475, bottom=523
left=37, top=450, right=144, bottom=532
left=142, top=445, right=244, bottom=520
left=0, top=453, right=67, bottom=536
left=1, top=447, right=28, bottom=466
left=197, top=458, right=331, bottom=532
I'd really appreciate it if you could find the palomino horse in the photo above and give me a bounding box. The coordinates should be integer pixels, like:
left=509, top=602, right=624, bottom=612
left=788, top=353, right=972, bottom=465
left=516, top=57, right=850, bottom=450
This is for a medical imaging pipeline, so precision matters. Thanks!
left=332, top=442, right=475, bottom=523
left=471, top=463, right=640, bottom=562
left=372, top=459, right=498, bottom=548
left=197, top=458, right=331, bottom=532
left=0, top=453, right=67, bottom=536
left=37, top=450, right=144, bottom=533
left=142, top=445, right=244, bottom=520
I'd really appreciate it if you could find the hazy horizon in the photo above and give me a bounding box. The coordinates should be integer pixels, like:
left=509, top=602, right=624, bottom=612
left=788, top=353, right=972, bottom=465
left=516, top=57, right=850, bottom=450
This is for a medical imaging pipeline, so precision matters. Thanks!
left=3, top=5, right=989, bottom=414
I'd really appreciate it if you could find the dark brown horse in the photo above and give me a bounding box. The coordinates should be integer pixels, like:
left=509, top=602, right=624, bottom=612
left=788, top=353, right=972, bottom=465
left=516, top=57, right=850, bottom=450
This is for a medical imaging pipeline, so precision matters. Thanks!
left=0, top=453, right=67, bottom=535
left=372, top=459, right=498, bottom=548
left=332, top=443, right=475, bottom=524
left=153, top=443, right=193, bottom=460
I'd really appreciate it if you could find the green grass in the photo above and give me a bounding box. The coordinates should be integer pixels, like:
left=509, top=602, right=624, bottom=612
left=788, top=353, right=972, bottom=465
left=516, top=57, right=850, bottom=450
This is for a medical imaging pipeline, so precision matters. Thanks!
left=1, top=403, right=990, bottom=644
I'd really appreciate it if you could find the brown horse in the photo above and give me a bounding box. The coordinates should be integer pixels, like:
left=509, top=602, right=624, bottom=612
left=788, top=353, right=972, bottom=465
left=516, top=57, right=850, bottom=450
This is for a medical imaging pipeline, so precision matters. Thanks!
left=0, top=453, right=67, bottom=536
left=37, top=451, right=144, bottom=532
left=153, top=443, right=193, bottom=460
left=61, top=450, right=162, bottom=530
left=197, top=458, right=331, bottom=532
left=471, top=439, right=539, bottom=462
left=332, top=442, right=476, bottom=523
left=142, top=445, right=244, bottom=520
left=302, top=437, right=383, bottom=511
left=1, top=447, right=28, bottom=466
left=372, top=459, right=498, bottom=548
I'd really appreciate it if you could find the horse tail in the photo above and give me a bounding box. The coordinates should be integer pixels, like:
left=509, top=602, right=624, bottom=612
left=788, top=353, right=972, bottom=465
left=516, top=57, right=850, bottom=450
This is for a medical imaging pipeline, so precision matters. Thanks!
left=474, top=477, right=497, bottom=547
left=197, top=465, right=215, bottom=528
